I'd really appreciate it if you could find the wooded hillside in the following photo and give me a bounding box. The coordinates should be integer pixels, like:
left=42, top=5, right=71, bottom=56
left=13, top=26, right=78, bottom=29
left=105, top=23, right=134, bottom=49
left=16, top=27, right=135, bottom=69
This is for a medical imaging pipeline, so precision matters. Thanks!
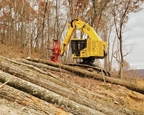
left=0, top=0, right=143, bottom=78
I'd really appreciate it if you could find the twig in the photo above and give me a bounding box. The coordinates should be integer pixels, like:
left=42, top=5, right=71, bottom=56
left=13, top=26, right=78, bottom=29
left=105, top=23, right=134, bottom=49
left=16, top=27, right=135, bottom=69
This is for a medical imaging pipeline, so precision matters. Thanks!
left=100, top=65, right=105, bottom=83
left=0, top=74, right=13, bottom=88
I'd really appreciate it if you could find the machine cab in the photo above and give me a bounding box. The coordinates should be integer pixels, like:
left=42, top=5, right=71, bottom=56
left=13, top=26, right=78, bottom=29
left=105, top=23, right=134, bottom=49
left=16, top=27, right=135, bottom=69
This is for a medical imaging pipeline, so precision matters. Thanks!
left=71, top=39, right=86, bottom=57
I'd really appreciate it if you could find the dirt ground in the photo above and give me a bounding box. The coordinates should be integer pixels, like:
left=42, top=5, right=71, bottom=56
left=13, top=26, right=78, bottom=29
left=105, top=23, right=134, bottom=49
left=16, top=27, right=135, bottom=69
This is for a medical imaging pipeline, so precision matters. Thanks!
left=51, top=69, right=144, bottom=113
left=0, top=43, right=40, bottom=59
left=0, top=43, right=144, bottom=115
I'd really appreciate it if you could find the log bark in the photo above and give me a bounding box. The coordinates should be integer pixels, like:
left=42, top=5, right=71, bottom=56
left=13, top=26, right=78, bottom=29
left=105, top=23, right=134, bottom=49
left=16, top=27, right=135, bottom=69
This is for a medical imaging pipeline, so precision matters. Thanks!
left=0, top=56, right=144, bottom=114
left=27, top=58, right=144, bottom=94
left=0, top=56, right=133, bottom=115
left=16, top=58, right=70, bottom=73
left=0, top=58, right=119, bottom=115
left=0, top=82, right=72, bottom=115
left=0, top=71, right=104, bottom=115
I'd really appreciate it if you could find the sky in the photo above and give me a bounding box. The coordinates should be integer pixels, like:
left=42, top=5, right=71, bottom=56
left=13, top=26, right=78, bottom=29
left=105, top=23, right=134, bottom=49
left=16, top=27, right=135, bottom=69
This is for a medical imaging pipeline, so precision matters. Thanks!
left=125, top=9, right=144, bottom=69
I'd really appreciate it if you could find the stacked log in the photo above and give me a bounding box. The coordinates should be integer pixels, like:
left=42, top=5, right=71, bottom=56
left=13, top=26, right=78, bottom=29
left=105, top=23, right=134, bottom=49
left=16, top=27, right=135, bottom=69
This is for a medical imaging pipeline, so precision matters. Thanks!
left=0, top=82, right=72, bottom=115
left=0, top=56, right=144, bottom=115
left=26, top=58, right=144, bottom=94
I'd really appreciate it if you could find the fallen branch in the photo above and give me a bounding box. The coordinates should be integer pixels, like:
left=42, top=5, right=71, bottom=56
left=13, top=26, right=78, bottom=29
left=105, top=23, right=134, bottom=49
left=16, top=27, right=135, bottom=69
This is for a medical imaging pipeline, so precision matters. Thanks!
left=0, top=72, right=14, bottom=88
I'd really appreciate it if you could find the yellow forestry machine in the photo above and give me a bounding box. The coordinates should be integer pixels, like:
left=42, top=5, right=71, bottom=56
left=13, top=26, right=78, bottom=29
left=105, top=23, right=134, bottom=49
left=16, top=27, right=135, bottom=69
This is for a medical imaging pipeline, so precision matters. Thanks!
left=51, top=19, right=110, bottom=76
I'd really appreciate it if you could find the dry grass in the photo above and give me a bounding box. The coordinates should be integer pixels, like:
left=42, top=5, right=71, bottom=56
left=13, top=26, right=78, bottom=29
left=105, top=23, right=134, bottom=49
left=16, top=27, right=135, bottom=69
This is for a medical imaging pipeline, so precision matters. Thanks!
left=0, top=43, right=40, bottom=59
left=59, top=71, right=144, bottom=112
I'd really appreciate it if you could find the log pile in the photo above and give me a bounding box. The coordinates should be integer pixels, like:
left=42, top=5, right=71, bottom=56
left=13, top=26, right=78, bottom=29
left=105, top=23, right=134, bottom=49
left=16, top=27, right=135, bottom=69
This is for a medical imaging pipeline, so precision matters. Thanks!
left=26, top=58, right=144, bottom=94
left=0, top=56, right=144, bottom=115
left=0, top=82, right=72, bottom=115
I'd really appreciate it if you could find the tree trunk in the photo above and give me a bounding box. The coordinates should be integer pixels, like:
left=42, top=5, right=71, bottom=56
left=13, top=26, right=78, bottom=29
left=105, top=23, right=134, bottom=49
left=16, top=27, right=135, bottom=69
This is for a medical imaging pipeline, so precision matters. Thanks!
left=0, top=82, right=72, bottom=115
left=119, top=38, right=124, bottom=78
left=0, top=56, right=144, bottom=114
left=0, top=57, right=116, bottom=114
left=0, top=71, right=104, bottom=115
left=27, top=58, right=144, bottom=94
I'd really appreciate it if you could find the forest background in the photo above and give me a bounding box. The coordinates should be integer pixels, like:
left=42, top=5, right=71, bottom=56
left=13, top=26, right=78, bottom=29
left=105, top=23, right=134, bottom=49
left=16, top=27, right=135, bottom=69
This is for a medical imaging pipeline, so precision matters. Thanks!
left=0, top=0, right=144, bottom=78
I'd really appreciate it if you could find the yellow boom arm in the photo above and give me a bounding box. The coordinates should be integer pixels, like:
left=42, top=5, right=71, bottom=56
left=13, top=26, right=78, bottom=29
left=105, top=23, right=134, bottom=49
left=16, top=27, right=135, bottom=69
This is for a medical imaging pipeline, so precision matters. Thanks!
left=60, top=19, right=107, bottom=57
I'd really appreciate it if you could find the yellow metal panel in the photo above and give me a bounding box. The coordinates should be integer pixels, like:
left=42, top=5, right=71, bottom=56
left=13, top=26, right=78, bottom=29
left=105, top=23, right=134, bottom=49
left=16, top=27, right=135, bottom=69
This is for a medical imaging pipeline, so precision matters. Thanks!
left=60, top=27, right=75, bottom=55
left=74, top=20, right=102, bottom=41
left=80, top=48, right=87, bottom=57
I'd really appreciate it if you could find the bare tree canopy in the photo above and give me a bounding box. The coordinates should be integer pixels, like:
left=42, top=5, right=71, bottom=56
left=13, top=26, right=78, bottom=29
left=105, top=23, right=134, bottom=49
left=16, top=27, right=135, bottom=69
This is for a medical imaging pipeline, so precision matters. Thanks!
left=0, top=0, right=143, bottom=76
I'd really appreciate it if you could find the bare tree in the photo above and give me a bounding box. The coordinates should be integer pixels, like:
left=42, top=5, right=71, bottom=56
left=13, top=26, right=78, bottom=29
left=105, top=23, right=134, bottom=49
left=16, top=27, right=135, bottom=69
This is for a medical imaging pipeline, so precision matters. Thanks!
left=111, top=0, right=143, bottom=78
